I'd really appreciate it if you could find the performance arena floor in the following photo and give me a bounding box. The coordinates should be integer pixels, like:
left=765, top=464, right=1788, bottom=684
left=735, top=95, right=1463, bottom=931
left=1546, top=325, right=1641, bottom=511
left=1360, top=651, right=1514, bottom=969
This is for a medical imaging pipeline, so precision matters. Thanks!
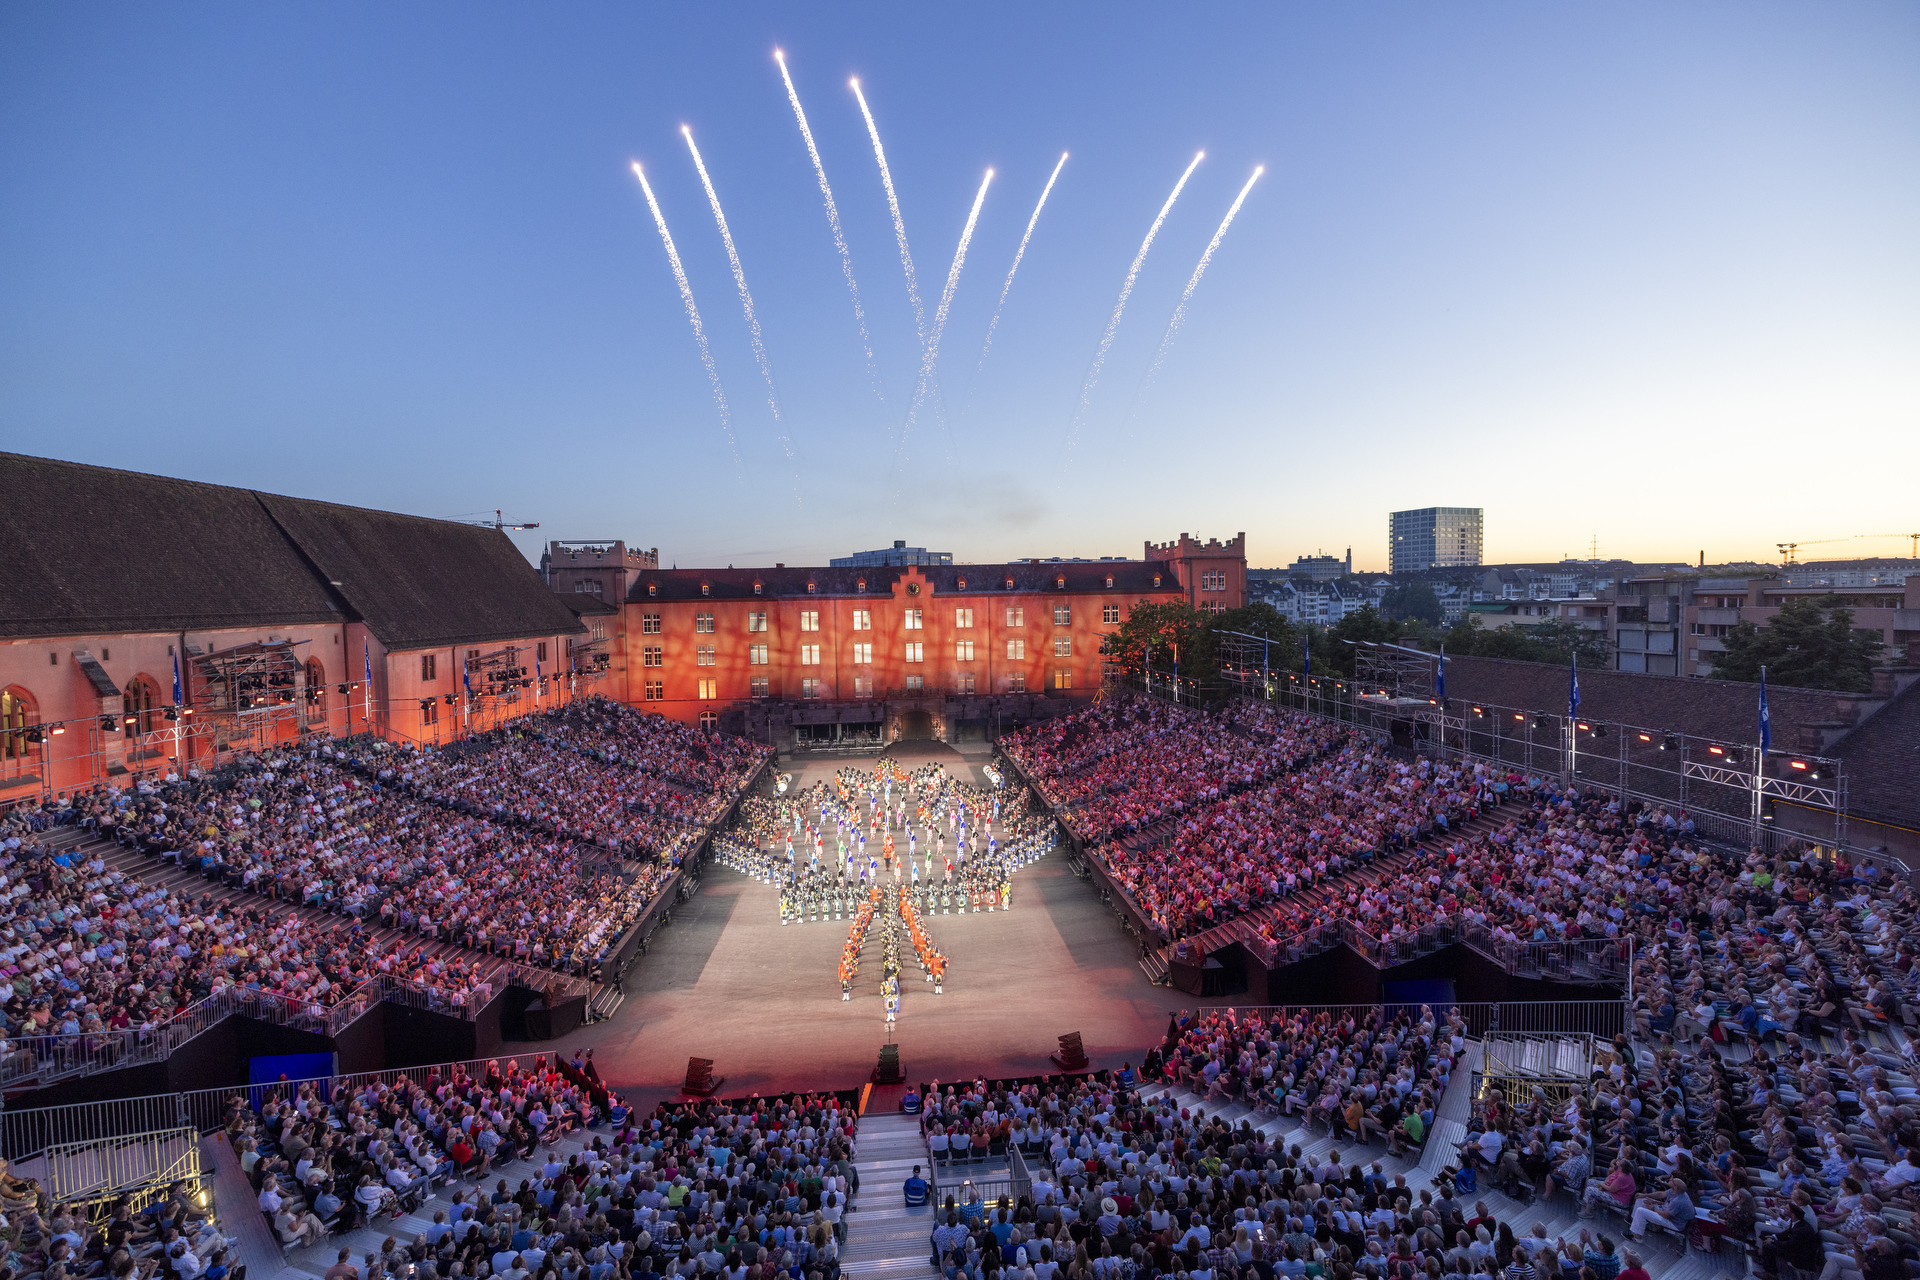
left=540, top=743, right=1192, bottom=1109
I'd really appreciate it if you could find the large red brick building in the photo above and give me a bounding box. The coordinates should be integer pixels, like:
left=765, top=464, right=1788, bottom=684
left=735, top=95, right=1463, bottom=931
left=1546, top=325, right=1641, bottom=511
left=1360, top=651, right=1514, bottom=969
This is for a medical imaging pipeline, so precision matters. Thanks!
left=595, top=532, right=1249, bottom=746
left=0, top=453, right=595, bottom=802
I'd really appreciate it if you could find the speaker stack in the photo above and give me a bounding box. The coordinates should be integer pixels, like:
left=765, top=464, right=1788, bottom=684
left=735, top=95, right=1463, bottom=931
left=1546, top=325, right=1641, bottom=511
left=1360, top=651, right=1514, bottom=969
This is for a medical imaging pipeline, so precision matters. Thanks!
left=1050, top=1031, right=1090, bottom=1073
left=872, top=1043, right=904, bottom=1085
left=682, top=1057, right=724, bottom=1096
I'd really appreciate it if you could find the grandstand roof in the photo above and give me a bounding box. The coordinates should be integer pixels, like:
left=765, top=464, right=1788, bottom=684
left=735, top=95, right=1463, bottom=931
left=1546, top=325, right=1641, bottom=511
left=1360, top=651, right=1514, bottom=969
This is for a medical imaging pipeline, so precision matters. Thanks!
left=630, top=563, right=1178, bottom=602
left=0, top=452, right=583, bottom=650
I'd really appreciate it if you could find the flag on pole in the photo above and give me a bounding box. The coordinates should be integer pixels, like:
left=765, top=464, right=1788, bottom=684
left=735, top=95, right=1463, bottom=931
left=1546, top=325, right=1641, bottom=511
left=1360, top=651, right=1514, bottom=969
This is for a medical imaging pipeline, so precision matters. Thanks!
left=363, top=638, right=374, bottom=723
left=1303, top=632, right=1311, bottom=678
left=1759, top=665, right=1771, bottom=755
left=535, top=657, right=543, bottom=702
left=1568, top=655, right=1581, bottom=718
left=172, top=651, right=183, bottom=706
left=1434, top=645, right=1446, bottom=702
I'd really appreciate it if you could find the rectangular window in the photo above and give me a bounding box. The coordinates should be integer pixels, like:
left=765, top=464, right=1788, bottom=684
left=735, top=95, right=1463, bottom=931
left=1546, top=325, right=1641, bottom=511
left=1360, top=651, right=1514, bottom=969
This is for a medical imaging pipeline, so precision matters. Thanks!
left=1006, top=638, right=1026, bottom=660
left=853, top=643, right=873, bottom=664
left=955, top=640, right=975, bottom=662
left=854, top=676, right=873, bottom=698
left=1010, top=672, right=1025, bottom=693
left=954, top=608, right=974, bottom=629
left=852, top=609, right=872, bottom=631
left=749, top=643, right=768, bottom=665
left=1053, top=669, right=1073, bottom=690
left=904, top=608, right=923, bottom=630
left=904, top=642, right=924, bottom=664
left=802, top=677, right=822, bottom=700
left=1054, top=637, right=1072, bottom=657
left=750, top=676, right=770, bottom=698
left=959, top=672, right=975, bottom=695
left=748, top=611, right=768, bottom=633
left=905, top=675, right=923, bottom=691
left=466, top=648, right=480, bottom=671
left=696, top=645, right=716, bottom=666
left=1005, top=606, right=1024, bottom=627
left=1053, top=605, right=1071, bottom=626
left=800, top=644, right=821, bottom=666
left=641, top=613, right=662, bottom=635
left=536, top=642, right=547, bottom=662
left=695, top=612, right=715, bottom=633
left=421, top=654, right=437, bottom=681
left=800, top=610, right=820, bottom=632
left=698, top=678, right=717, bottom=700
left=644, top=680, right=664, bottom=701
left=1102, top=604, right=1121, bottom=625
left=643, top=646, right=663, bottom=668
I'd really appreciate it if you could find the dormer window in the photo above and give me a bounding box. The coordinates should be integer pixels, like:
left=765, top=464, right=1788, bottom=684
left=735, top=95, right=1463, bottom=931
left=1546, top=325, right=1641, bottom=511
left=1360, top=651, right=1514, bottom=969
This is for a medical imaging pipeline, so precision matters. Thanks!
left=957, top=577, right=966, bottom=591
left=807, top=581, right=817, bottom=593
left=1152, top=575, right=1161, bottom=588
left=1105, top=575, right=1114, bottom=589
left=1004, top=577, right=1014, bottom=590
left=1056, top=575, right=1066, bottom=590
left=648, top=583, right=658, bottom=597
left=857, top=577, right=866, bottom=592
left=701, top=582, right=711, bottom=596
left=754, top=581, right=762, bottom=595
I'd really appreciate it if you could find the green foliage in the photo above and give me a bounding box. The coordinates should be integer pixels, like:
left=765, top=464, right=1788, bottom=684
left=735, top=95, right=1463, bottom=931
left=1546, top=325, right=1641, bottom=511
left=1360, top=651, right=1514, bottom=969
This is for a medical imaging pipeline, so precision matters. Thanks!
left=1711, top=595, right=1883, bottom=693
left=1101, top=600, right=1219, bottom=683
left=1438, top=612, right=1611, bottom=668
left=1381, top=581, right=1444, bottom=626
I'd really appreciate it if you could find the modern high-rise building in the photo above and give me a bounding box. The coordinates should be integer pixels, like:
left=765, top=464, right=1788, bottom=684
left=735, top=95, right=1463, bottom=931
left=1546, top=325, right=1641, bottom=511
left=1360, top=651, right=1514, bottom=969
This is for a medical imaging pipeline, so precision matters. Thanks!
left=1389, top=507, right=1483, bottom=574
left=830, top=540, right=953, bottom=568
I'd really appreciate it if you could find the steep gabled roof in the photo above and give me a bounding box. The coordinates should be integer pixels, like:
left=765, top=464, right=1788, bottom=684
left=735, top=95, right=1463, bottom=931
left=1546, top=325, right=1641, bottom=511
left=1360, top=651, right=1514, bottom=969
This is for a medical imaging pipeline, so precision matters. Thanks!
left=0, top=452, right=583, bottom=651
left=254, top=493, right=585, bottom=651
left=0, top=452, right=347, bottom=639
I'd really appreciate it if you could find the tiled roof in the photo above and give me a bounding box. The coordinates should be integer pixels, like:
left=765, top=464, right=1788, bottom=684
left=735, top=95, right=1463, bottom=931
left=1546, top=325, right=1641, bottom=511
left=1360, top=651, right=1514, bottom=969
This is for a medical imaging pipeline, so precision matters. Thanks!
left=1829, top=678, right=1920, bottom=827
left=0, top=452, right=583, bottom=651
left=0, top=452, right=347, bottom=639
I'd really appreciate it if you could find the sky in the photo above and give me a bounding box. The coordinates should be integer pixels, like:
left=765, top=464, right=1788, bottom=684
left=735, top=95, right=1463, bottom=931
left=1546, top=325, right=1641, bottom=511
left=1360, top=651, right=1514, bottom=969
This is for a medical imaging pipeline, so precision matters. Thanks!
left=3, top=3, right=1917, bottom=573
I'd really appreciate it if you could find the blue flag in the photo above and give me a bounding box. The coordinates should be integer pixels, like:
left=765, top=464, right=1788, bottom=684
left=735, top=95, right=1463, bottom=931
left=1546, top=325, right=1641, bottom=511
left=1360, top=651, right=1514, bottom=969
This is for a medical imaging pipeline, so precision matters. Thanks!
left=1434, top=645, right=1446, bottom=701
left=172, top=651, right=183, bottom=706
left=463, top=667, right=473, bottom=699
left=1759, top=666, right=1771, bottom=755
left=1568, top=656, right=1581, bottom=718
left=1303, top=631, right=1311, bottom=678
left=363, top=638, right=372, bottom=687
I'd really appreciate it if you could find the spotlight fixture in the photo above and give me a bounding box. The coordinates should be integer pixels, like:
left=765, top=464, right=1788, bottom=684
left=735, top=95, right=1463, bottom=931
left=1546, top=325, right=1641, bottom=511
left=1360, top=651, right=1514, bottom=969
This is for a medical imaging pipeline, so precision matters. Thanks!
left=100, top=717, right=117, bottom=732
left=1661, top=734, right=1678, bottom=752
left=25, top=728, right=43, bottom=744
left=50, top=724, right=66, bottom=736
left=1637, top=732, right=1653, bottom=743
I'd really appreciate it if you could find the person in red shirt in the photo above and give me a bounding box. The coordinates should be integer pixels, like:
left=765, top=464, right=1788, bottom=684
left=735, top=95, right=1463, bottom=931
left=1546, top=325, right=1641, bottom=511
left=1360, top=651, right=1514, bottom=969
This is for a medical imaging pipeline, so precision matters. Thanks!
left=1615, top=1248, right=1650, bottom=1280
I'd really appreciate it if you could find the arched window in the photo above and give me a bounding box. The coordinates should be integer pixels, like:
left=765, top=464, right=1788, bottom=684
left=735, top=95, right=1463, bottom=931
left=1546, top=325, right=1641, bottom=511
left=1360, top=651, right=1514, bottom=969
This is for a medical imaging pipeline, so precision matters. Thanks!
left=124, top=676, right=160, bottom=734
left=305, top=659, right=327, bottom=715
left=698, top=711, right=719, bottom=733
left=1, top=687, right=35, bottom=762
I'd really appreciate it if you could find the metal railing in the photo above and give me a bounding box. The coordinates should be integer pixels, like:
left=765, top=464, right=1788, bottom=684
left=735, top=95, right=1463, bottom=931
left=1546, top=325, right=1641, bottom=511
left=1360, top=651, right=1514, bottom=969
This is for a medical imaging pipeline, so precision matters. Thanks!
left=44, top=1126, right=201, bottom=1213
left=1163, top=1000, right=1626, bottom=1043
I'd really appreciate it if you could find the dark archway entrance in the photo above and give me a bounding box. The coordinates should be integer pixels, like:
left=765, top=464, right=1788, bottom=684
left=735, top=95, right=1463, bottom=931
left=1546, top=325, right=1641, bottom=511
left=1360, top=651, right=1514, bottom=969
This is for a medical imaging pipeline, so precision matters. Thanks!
left=899, top=709, right=935, bottom=740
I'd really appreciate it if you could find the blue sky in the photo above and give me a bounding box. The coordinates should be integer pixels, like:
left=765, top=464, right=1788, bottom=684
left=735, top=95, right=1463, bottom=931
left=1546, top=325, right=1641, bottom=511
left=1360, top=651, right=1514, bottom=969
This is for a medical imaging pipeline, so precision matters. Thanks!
left=3, top=3, right=1916, bottom=571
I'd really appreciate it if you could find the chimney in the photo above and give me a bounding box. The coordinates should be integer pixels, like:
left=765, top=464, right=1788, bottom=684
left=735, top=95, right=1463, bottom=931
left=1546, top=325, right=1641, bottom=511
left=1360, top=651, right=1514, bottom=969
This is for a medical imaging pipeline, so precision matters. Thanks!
left=1699, top=550, right=1705, bottom=568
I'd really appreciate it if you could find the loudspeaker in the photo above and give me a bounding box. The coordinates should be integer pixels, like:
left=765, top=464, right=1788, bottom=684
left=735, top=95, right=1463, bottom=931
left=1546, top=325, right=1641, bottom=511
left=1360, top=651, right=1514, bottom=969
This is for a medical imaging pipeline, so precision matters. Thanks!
left=1051, top=1031, right=1090, bottom=1073
left=872, top=1043, right=904, bottom=1085
left=682, top=1057, right=723, bottom=1096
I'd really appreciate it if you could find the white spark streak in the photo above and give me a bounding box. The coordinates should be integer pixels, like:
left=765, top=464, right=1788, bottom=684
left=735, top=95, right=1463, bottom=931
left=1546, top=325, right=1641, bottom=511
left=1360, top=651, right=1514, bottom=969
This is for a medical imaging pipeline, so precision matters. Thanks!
left=900, top=168, right=994, bottom=463
left=630, top=162, right=739, bottom=466
left=850, top=78, right=927, bottom=355
left=1065, top=150, right=1203, bottom=454
left=1144, top=164, right=1264, bottom=389
left=775, top=51, right=882, bottom=402
left=977, top=151, right=1067, bottom=374
left=682, top=127, right=791, bottom=460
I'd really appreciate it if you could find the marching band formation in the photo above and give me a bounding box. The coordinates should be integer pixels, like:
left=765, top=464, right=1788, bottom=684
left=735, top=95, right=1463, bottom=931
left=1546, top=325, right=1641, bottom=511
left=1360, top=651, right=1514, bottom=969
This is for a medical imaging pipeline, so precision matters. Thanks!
left=713, top=756, right=1057, bottom=1022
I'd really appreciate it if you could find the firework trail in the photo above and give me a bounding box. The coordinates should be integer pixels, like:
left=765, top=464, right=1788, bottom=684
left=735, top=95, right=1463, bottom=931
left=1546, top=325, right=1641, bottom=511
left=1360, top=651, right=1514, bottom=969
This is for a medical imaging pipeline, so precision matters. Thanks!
left=682, top=126, right=792, bottom=462
left=1142, top=164, right=1264, bottom=390
left=976, top=151, right=1067, bottom=376
left=775, top=50, right=882, bottom=403
left=630, top=162, right=739, bottom=466
left=1064, top=150, right=1203, bottom=455
left=850, top=78, right=927, bottom=354
left=899, top=168, right=994, bottom=464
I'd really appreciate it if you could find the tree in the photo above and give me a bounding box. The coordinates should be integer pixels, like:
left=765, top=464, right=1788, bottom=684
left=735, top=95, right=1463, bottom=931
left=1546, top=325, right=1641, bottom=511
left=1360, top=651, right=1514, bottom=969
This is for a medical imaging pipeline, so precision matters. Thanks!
left=1711, top=595, right=1883, bottom=692
left=1100, top=601, right=1217, bottom=685
left=1381, top=581, right=1444, bottom=626
left=1528, top=618, right=1614, bottom=670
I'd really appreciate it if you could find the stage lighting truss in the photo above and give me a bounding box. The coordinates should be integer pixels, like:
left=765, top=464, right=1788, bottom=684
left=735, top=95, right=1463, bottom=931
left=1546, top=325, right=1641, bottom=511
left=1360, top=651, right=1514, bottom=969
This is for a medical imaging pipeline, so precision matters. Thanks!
left=193, top=638, right=312, bottom=721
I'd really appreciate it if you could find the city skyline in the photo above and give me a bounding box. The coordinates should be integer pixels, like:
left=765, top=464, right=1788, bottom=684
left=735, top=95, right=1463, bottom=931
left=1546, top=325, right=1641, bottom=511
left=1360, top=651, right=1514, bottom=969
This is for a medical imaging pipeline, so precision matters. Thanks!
left=3, top=3, right=1915, bottom=570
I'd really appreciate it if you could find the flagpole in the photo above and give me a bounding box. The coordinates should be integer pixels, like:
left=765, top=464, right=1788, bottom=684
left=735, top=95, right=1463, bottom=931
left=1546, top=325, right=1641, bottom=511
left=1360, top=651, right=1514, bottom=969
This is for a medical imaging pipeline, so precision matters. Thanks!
left=1753, top=664, right=1769, bottom=847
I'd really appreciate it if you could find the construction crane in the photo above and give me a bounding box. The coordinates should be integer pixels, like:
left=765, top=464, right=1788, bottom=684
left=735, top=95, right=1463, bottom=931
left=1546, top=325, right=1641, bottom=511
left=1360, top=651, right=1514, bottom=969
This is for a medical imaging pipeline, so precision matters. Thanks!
left=461, top=510, right=541, bottom=532
left=1777, top=533, right=1920, bottom=565
left=1859, top=532, right=1920, bottom=558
